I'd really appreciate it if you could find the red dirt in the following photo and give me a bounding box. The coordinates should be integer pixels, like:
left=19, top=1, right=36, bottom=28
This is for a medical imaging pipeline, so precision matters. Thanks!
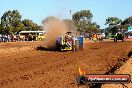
left=0, top=41, right=131, bottom=88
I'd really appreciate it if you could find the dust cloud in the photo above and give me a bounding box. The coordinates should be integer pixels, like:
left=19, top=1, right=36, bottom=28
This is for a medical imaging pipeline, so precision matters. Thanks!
left=43, top=17, right=68, bottom=49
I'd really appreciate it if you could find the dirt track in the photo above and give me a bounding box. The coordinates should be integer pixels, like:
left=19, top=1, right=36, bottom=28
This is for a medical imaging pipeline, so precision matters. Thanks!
left=0, top=40, right=132, bottom=88
left=102, top=57, right=132, bottom=88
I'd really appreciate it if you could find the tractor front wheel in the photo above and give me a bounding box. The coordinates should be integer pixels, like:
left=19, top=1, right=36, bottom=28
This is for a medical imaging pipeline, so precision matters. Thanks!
left=122, top=38, right=124, bottom=42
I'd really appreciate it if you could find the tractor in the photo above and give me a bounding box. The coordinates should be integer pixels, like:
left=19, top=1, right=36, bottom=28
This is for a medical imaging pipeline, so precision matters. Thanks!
left=114, top=32, right=125, bottom=42
left=56, top=32, right=82, bottom=52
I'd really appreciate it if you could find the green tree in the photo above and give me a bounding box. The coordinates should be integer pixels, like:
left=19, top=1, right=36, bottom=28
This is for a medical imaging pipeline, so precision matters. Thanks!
left=72, top=10, right=93, bottom=24
left=22, top=19, right=39, bottom=31
left=84, top=22, right=100, bottom=33
left=0, top=10, right=22, bottom=34
left=105, top=17, right=122, bottom=33
left=121, top=16, right=132, bottom=25
left=37, top=26, right=43, bottom=31
left=105, top=17, right=122, bottom=26
left=72, top=10, right=99, bottom=33
left=72, top=10, right=93, bottom=32
left=121, top=16, right=132, bottom=30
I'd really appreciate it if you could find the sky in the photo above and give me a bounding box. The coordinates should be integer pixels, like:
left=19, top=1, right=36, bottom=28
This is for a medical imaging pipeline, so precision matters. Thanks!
left=0, top=0, right=132, bottom=28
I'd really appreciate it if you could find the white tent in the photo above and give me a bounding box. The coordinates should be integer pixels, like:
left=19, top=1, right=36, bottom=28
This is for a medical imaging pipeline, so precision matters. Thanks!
left=19, top=31, right=45, bottom=34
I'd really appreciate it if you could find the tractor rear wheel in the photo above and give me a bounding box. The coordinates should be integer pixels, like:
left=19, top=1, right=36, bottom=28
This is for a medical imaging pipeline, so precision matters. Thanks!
left=73, top=46, right=75, bottom=52
left=57, top=44, right=63, bottom=52
left=122, top=38, right=124, bottom=42
left=114, top=37, right=117, bottom=42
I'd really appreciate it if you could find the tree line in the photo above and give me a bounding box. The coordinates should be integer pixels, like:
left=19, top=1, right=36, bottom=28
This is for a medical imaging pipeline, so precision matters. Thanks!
left=42, top=10, right=100, bottom=34
left=0, top=10, right=40, bottom=34
left=0, top=10, right=132, bottom=35
left=105, top=17, right=132, bottom=34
